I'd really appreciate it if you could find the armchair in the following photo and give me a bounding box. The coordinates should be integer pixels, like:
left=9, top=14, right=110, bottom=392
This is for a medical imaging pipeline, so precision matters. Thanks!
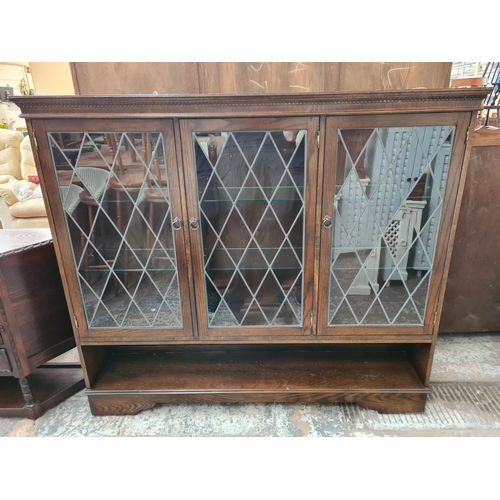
left=0, top=132, right=49, bottom=229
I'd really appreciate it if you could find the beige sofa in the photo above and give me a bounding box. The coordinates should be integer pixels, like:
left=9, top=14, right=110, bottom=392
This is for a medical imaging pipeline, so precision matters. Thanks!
left=0, top=130, right=49, bottom=229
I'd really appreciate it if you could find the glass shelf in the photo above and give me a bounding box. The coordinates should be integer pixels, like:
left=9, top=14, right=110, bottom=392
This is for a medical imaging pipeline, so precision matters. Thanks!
left=331, top=267, right=431, bottom=272
left=206, top=247, right=302, bottom=251
left=201, top=199, right=302, bottom=203
left=80, top=268, right=177, bottom=273
left=206, top=267, right=302, bottom=272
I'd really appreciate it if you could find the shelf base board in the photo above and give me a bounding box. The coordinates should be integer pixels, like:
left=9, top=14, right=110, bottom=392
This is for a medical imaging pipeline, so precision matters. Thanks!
left=87, top=389, right=428, bottom=416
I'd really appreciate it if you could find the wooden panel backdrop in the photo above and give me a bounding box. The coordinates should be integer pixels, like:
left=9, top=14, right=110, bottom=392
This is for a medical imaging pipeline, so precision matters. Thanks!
left=70, top=62, right=452, bottom=95
left=70, top=62, right=200, bottom=94
left=440, top=129, right=500, bottom=333
left=338, top=62, right=453, bottom=91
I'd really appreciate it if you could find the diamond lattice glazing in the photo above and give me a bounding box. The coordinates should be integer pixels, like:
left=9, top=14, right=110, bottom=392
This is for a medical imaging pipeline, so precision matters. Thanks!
left=329, top=126, right=455, bottom=326
left=194, top=130, right=306, bottom=327
left=48, top=131, right=182, bottom=329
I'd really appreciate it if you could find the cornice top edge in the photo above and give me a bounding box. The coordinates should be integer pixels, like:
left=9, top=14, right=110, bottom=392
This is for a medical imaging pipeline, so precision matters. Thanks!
left=9, top=88, right=489, bottom=111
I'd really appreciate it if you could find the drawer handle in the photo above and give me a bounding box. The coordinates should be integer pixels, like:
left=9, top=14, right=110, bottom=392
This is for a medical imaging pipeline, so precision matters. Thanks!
left=172, top=217, right=182, bottom=231
left=189, top=217, right=200, bottom=230
left=323, top=215, right=333, bottom=229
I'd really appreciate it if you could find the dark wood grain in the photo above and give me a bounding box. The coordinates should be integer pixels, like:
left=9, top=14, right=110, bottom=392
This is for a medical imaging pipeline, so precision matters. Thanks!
left=440, top=143, right=500, bottom=333
left=0, top=230, right=76, bottom=378
left=179, top=118, right=210, bottom=336
left=70, top=62, right=200, bottom=95
left=311, top=115, right=328, bottom=337
left=160, top=120, right=196, bottom=336
left=91, top=347, right=424, bottom=392
left=173, top=118, right=199, bottom=336
left=0, top=297, right=20, bottom=378
left=86, top=345, right=428, bottom=415
left=26, top=337, right=75, bottom=372
left=11, top=89, right=488, bottom=120
left=13, top=90, right=481, bottom=415
left=338, top=62, right=453, bottom=91
left=0, top=349, right=12, bottom=373
left=471, top=127, right=500, bottom=147
left=1, top=237, right=73, bottom=364
left=406, top=343, right=432, bottom=385
left=0, top=229, right=83, bottom=417
left=88, top=391, right=427, bottom=415
left=78, top=334, right=433, bottom=345
left=69, top=62, right=450, bottom=96
left=303, top=117, right=321, bottom=336
left=198, top=62, right=342, bottom=94
left=317, top=116, right=340, bottom=335
left=80, top=346, right=110, bottom=387
left=0, top=366, right=84, bottom=419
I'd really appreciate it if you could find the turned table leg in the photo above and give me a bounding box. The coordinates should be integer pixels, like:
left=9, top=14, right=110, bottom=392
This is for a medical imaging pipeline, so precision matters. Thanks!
left=19, top=376, right=35, bottom=406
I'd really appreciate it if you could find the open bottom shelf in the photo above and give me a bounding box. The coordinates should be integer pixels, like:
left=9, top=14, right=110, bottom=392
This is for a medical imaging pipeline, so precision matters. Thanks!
left=0, top=366, right=85, bottom=419
left=87, top=346, right=429, bottom=415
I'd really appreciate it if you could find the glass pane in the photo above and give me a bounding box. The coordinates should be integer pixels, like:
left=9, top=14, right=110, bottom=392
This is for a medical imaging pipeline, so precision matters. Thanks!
left=328, top=126, right=455, bottom=326
left=194, top=130, right=306, bottom=328
left=48, top=131, right=182, bottom=329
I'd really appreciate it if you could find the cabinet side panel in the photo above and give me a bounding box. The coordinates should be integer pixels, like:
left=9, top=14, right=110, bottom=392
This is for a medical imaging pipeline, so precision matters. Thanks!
left=81, top=346, right=111, bottom=387
left=405, top=343, right=432, bottom=385
left=1, top=245, right=74, bottom=363
left=440, top=143, right=500, bottom=333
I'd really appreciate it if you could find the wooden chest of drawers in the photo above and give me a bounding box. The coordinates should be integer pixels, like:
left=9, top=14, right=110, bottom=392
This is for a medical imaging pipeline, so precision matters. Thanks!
left=0, top=228, right=84, bottom=419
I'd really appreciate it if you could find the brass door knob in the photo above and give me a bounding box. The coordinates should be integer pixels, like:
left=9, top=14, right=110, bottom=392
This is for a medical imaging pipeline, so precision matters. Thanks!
left=172, top=217, right=182, bottom=231
left=189, top=217, right=200, bottom=230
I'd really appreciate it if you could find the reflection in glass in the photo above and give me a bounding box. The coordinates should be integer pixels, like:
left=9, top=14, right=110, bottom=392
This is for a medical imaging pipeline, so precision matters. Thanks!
left=48, top=132, right=182, bottom=329
left=194, top=130, right=306, bottom=327
left=329, top=126, right=455, bottom=326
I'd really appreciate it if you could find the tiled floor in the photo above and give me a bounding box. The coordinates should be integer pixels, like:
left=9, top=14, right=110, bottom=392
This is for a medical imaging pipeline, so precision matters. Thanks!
left=1, top=333, right=499, bottom=437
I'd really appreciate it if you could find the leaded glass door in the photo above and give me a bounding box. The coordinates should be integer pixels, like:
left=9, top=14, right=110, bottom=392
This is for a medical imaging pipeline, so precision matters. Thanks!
left=317, top=115, right=462, bottom=336
left=181, top=118, right=319, bottom=337
left=39, top=119, right=193, bottom=340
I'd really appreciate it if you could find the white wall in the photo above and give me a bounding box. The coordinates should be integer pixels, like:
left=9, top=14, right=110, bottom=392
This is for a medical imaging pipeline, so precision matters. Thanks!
left=0, top=62, right=76, bottom=130
left=0, top=62, right=31, bottom=130
left=30, top=62, right=75, bottom=95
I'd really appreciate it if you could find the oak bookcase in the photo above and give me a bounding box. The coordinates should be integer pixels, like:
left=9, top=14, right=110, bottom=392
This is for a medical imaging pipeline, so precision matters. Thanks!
left=11, top=88, right=486, bottom=415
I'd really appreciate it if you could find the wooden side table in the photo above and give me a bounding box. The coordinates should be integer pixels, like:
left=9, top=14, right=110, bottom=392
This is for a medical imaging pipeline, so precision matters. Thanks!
left=0, top=228, right=84, bottom=419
